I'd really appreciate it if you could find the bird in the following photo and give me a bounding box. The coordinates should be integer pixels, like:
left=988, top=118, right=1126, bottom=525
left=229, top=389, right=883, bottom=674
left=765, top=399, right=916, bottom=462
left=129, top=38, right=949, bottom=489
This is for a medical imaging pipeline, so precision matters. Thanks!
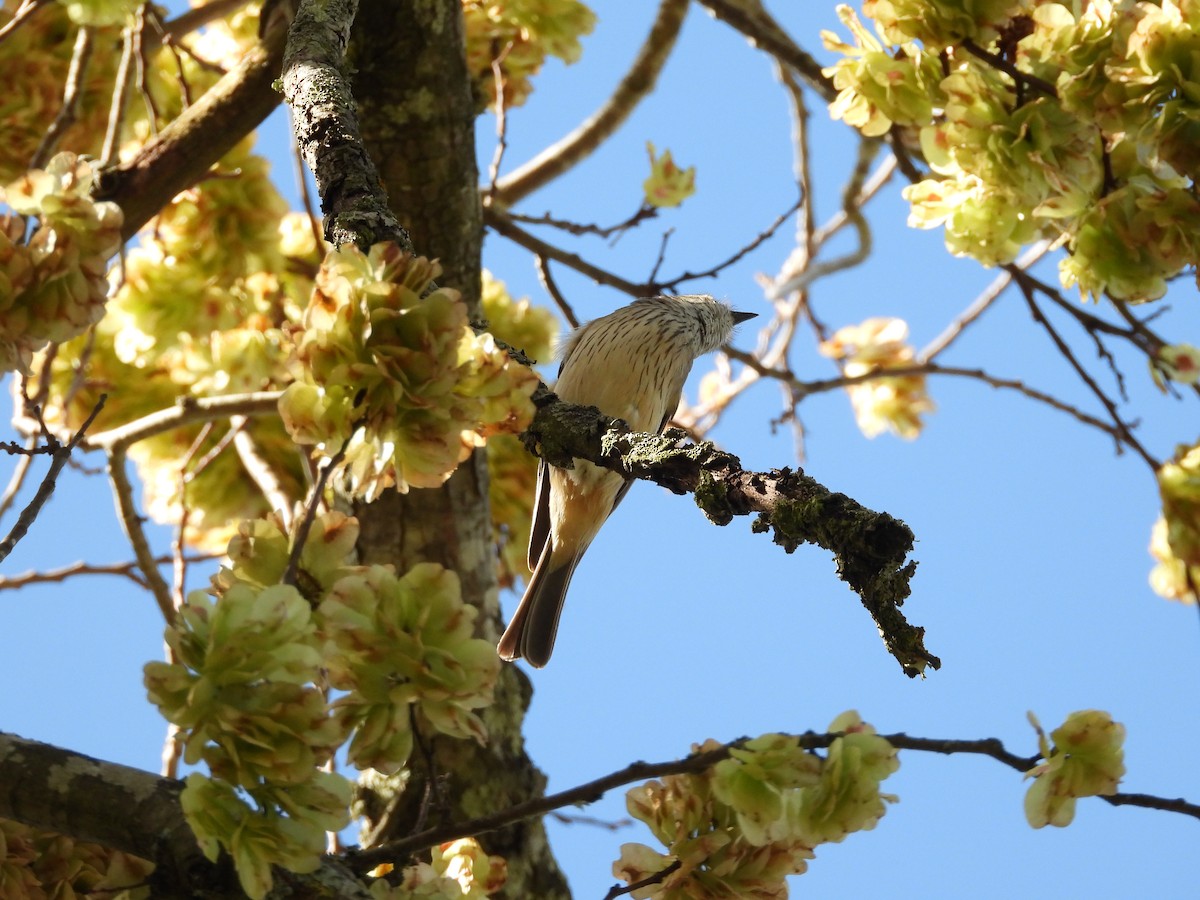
left=497, top=294, right=756, bottom=667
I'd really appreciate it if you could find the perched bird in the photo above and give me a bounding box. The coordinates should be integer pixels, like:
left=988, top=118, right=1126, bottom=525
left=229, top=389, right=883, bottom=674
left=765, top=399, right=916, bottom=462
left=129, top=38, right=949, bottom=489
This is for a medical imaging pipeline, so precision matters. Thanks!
left=497, top=294, right=756, bottom=667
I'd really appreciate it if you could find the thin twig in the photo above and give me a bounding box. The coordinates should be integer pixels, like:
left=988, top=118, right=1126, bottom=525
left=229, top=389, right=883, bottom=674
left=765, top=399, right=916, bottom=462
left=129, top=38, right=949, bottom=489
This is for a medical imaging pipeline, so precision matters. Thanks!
left=85, top=391, right=283, bottom=452
left=280, top=420, right=362, bottom=588
left=507, top=205, right=658, bottom=240
left=107, top=445, right=175, bottom=623
left=0, top=442, right=38, bottom=524
left=1018, top=287, right=1159, bottom=469
left=0, top=0, right=49, bottom=44
left=535, top=256, right=579, bottom=330
left=232, top=420, right=296, bottom=528
left=486, top=43, right=512, bottom=193
left=960, top=38, right=1057, bottom=99
left=484, top=206, right=646, bottom=297
left=921, top=240, right=1053, bottom=361
left=31, top=26, right=95, bottom=169
left=0, top=397, right=107, bottom=565
left=604, top=860, right=682, bottom=900
left=100, top=19, right=138, bottom=168
left=652, top=194, right=804, bottom=292
left=0, top=554, right=216, bottom=592
left=353, top=728, right=1200, bottom=869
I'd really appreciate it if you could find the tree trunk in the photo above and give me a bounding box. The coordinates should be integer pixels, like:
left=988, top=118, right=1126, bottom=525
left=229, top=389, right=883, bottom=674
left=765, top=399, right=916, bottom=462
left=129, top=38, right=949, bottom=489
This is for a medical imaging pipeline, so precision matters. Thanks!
left=347, top=2, right=569, bottom=896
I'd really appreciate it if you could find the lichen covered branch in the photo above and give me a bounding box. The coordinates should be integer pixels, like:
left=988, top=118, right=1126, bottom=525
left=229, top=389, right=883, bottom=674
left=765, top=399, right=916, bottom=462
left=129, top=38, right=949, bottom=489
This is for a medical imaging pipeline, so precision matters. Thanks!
left=521, top=387, right=936, bottom=678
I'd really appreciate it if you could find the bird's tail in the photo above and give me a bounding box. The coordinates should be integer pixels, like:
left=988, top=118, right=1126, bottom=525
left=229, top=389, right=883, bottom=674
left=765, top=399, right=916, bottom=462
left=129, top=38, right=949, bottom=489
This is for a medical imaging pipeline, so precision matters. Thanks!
left=497, top=539, right=581, bottom=668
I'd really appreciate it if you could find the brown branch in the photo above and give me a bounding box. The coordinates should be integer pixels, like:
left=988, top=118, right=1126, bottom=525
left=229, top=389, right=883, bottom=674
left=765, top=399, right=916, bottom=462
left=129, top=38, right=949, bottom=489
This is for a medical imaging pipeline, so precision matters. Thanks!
left=0, top=730, right=376, bottom=899
left=0, top=0, right=50, bottom=45
left=535, top=255, right=580, bottom=329
left=1017, top=287, right=1159, bottom=470
left=107, top=445, right=175, bottom=623
left=697, top=0, right=835, bottom=102
left=281, top=420, right=361, bottom=590
left=484, top=205, right=647, bottom=297
left=280, top=0, right=410, bottom=250
left=521, top=388, right=934, bottom=677
left=0, top=553, right=216, bottom=592
left=85, top=391, right=283, bottom=452
left=651, top=194, right=804, bottom=293
left=491, top=0, right=690, bottom=205
left=94, top=0, right=300, bottom=240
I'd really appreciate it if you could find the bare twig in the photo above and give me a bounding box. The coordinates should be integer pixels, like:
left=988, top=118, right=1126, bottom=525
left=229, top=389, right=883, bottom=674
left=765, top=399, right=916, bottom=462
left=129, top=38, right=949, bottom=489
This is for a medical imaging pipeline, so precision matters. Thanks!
left=535, top=255, right=579, bottom=330
left=31, top=26, right=95, bottom=168
left=85, top=391, right=282, bottom=452
left=0, top=397, right=107, bottom=565
left=960, top=38, right=1057, bottom=99
left=486, top=43, right=512, bottom=193
left=0, top=441, right=38, bottom=523
left=232, top=419, right=296, bottom=528
left=652, top=195, right=804, bottom=292
left=99, top=19, right=138, bottom=168
left=107, top=445, right=175, bottom=623
left=0, top=0, right=50, bottom=44
left=280, top=420, right=361, bottom=589
left=0, top=553, right=216, bottom=592
left=1017, top=287, right=1159, bottom=469
left=484, top=206, right=646, bottom=297
left=921, top=240, right=1053, bottom=361
left=697, top=0, right=835, bottom=102
left=604, top=860, right=683, bottom=900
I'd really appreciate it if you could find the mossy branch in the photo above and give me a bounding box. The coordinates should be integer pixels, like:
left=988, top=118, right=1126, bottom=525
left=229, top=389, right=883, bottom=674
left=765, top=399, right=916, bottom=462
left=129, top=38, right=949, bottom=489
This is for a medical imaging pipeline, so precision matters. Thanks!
left=280, top=0, right=411, bottom=251
left=520, top=386, right=937, bottom=678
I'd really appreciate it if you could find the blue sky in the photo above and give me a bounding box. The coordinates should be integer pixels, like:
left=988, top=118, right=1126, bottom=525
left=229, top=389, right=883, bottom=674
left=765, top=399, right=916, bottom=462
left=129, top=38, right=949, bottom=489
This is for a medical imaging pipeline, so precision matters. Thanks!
left=3, top=2, right=1200, bottom=897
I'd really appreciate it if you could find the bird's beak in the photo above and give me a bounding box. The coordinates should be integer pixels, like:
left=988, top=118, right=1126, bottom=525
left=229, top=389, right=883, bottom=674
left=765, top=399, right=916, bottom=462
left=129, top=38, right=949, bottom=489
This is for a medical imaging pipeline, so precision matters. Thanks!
left=731, top=310, right=758, bottom=324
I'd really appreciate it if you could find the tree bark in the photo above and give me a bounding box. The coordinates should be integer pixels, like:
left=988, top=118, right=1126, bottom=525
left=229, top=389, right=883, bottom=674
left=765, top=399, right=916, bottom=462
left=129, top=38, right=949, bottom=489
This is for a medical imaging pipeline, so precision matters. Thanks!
left=346, top=2, right=569, bottom=896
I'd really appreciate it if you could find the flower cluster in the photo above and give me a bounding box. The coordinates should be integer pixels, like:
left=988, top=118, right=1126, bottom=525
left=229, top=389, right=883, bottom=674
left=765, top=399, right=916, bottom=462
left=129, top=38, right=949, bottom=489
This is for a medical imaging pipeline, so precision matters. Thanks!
left=0, top=815, right=154, bottom=900
left=31, top=142, right=310, bottom=551
left=824, top=0, right=1200, bottom=301
left=1152, top=440, right=1200, bottom=603
left=145, top=513, right=502, bottom=897
left=643, top=143, right=696, bottom=208
left=279, top=245, right=539, bottom=500
left=0, top=153, right=122, bottom=373
left=614, top=713, right=898, bottom=898
left=1025, top=710, right=1125, bottom=827
left=462, top=0, right=596, bottom=109
left=320, top=563, right=501, bottom=773
left=144, top=575, right=349, bottom=899
left=368, top=838, right=508, bottom=898
left=819, top=317, right=934, bottom=439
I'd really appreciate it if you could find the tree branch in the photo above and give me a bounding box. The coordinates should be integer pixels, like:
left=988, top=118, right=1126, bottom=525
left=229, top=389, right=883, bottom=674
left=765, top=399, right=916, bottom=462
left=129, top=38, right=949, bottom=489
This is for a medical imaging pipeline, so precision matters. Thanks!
left=280, top=0, right=410, bottom=250
left=520, top=387, right=935, bottom=678
left=84, top=391, right=283, bottom=453
left=490, top=0, right=689, bottom=205
left=0, top=731, right=375, bottom=899
left=0, top=397, right=106, bottom=565
left=353, top=726, right=1199, bottom=868
left=93, top=0, right=300, bottom=240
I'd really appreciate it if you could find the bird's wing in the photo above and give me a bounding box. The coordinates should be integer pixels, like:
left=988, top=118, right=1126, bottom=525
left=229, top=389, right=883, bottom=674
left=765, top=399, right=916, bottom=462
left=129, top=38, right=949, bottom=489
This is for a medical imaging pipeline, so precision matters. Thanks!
left=527, top=460, right=552, bottom=572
